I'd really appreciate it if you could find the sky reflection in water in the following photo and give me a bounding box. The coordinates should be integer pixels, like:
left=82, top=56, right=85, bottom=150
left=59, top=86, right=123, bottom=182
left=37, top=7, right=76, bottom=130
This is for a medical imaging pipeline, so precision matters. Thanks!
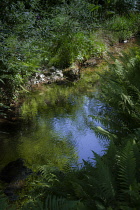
left=0, top=91, right=107, bottom=169
left=52, top=96, right=106, bottom=163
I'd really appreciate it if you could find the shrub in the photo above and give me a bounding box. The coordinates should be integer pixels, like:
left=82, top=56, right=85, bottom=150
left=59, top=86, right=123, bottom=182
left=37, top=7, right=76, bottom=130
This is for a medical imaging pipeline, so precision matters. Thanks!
left=41, top=14, right=106, bottom=68
left=104, top=14, right=140, bottom=43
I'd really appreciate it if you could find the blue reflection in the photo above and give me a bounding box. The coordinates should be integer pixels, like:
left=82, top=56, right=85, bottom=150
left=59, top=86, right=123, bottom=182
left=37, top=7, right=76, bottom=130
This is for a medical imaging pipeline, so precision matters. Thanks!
left=52, top=96, right=107, bottom=163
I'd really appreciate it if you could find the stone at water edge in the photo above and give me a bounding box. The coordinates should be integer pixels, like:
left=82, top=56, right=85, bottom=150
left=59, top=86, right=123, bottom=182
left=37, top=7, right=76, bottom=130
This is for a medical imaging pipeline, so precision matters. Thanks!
left=83, top=58, right=97, bottom=67
left=0, top=158, right=33, bottom=200
left=63, top=65, right=80, bottom=81
left=0, top=158, right=32, bottom=183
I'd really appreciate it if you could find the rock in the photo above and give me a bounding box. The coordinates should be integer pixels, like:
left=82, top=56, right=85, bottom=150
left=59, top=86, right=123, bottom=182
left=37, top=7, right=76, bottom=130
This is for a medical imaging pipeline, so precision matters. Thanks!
left=29, top=72, right=46, bottom=86
left=119, top=39, right=128, bottom=43
left=56, top=70, right=63, bottom=78
left=49, top=66, right=56, bottom=72
left=34, top=73, right=46, bottom=82
left=52, top=75, right=61, bottom=81
left=44, top=69, right=64, bottom=83
left=28, top=64, right=80, bottom=87
left=4, top=180, right=25, bottom=201
left=44, top=72, right=52, bottom=76
left=0, top=159, right=33, bottom=201
left=0, top=158, right=32, bottom=183
left=63, top=66, right=80, bottom=81
left=83, top=58, right=97, bottom=67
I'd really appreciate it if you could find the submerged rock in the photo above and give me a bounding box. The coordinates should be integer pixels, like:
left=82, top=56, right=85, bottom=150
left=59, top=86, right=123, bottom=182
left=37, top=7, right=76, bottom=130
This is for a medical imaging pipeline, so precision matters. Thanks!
left=0, top=158, right=32, bottom=183
left=4, top=180, right=25, bottom=201
left=0, top=158, right=33, bottom=200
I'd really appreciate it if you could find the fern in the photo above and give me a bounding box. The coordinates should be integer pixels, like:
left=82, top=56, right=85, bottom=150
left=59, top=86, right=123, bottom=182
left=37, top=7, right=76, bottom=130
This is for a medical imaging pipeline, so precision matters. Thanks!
left=22, top=195, right=85, bottom=210
left=92, top=126, right=117, bottom=141
left=118, top=141, right=136, bottom=187
left=71, top=181, right=88, bottom=199
left=117, top=141, right=137, bottom=202
left=92, top=49, right=140, bottom=142
left=45, top=195, right=85, bottom=210
left=92, top=152, right=116, bottom=204
left=103, top=140, right=117, bottom=169
left=0, top=191, right=15, bottom=210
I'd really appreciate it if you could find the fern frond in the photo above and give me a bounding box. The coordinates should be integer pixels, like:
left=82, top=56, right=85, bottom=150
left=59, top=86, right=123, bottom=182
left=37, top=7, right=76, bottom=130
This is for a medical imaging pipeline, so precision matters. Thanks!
left=92, top=152, right=116, bottom=203
left=45, top=195, right=65, bottom=210
left=0, top=191, right=15, bottom=210
left=103, top=140, right=117, bottom=168
left=118, top=141, right=136, bottom=189
left=23, top=195, right=85, bottom=210
left=89, top=120, right=117, bottom=141
left=71, top=181, right=88, bottom=199
left=117, top=141, right=137, bottom=204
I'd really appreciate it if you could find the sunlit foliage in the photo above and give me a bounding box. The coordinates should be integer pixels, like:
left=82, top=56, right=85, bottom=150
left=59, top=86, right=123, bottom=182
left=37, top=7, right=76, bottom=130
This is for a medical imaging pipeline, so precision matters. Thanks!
left=1, top=0, right=140, bottom=111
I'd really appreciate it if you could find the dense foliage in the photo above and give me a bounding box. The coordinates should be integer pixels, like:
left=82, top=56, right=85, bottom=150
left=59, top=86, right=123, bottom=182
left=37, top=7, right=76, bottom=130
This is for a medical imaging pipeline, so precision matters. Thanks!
left=0, top=0, right=140, bottom=114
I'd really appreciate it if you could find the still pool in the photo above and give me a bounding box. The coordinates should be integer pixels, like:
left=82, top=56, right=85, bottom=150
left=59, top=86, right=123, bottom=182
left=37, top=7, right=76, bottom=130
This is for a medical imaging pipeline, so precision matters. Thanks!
left=0, top=82, right=106, bottom=171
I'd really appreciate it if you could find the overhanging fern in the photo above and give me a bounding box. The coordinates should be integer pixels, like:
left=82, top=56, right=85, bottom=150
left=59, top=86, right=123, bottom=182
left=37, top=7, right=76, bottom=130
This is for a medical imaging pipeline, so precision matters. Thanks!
left=92, top=152, right=116, bottom=204
left=117, top=141, right=137, bottom=202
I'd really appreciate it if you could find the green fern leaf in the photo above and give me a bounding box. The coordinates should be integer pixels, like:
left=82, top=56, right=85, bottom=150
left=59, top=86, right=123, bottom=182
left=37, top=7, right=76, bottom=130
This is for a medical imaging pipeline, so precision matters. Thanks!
left=118, top=141, right=136, bottom=190
left=92, top=152, right=116, bottom=202
left=71, top=181, right=88, bottom=198
left=0, top=191, right=16, bottom=210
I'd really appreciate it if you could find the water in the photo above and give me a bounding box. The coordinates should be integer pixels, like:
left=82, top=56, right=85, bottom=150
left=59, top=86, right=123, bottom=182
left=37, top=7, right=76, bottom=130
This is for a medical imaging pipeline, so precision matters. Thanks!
left=50, top=96, right=106, bottom=163
left=0, top=82, right=106, bottom=171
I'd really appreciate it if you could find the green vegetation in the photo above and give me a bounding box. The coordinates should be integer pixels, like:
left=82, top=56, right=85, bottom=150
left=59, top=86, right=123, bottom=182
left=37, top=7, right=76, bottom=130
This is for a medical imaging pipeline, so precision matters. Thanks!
left=1, top=0, right=140, bottom=209
left=1, top=36, right=140, bottom=210
left=104, top=14, right=140, bottom=43
left=0, top=0, right=140, bottom=113
left=16, top=47, right=140, bottom=210
left=93, top=48, right=140, bottom=140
